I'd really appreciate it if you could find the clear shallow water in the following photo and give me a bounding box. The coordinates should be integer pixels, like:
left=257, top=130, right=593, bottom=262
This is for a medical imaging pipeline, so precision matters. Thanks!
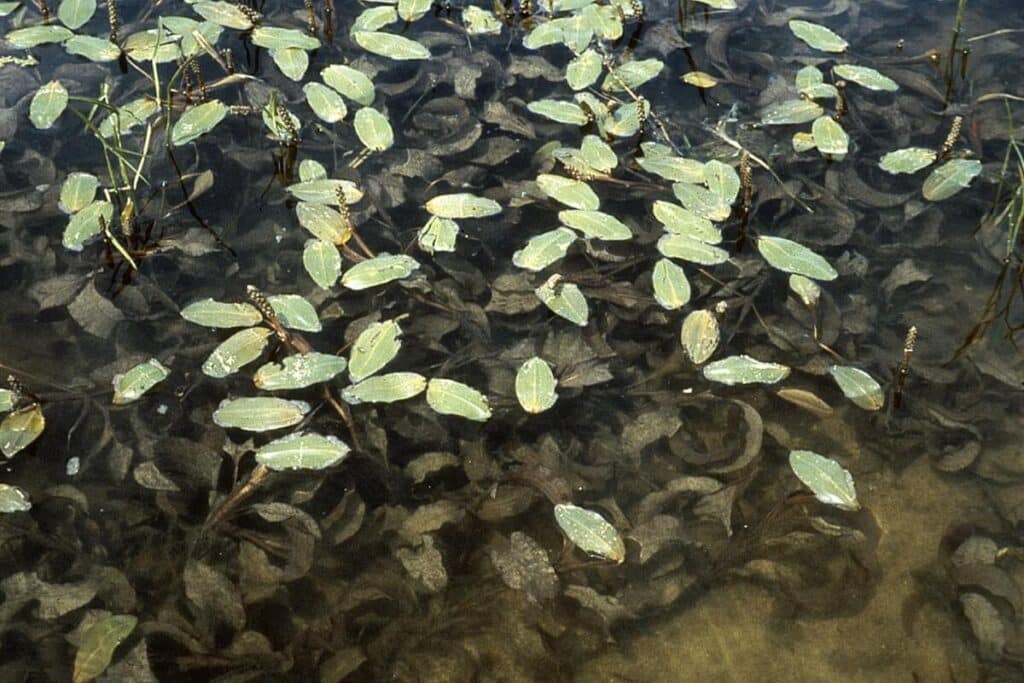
left=1, top=0, right=1023, bottom=680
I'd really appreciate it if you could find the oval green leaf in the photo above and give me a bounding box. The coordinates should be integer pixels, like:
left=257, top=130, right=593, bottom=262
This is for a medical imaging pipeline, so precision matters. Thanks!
left=657, top=234, right=730, bottom=265
left=515, top=357, right=557, bottom=414
left=5, top=25, right=73, bottom=48
left=789, top=19, right=848, bottom=52
left=756, top=235, right=837, bottom=281
left=252, top=26, right=319, bottom=50
left=254, top=353, right=348, bottom=390
left=65, top=35, right=121, bottom=62
left=922, top=158, right=982, bottom=201
left=681, top=309, right=719, bottom=364
left=527, top=99, right=589, bottom=126
left=811, top=116, right=849, bottom=156
left=270, top=47, right=309, bottom=81
left=321, top=64, right=375, bottom=106
left=536, top=274, right=588, bottom=326
left=671, top=182, right=732, bottom=221
left=828, top=365, right=884, bottom=411
left=833, top=64, right=898, bottom=92
left=349, top=319, right=403, bottom=382
left=536, top=174, right=600, bottom=210
left=202, top=327, right=272, bottom=378
left=353, top=107, right=393, bottom=151
left=0, top=484, right=31, bottom=513
left=73, top=614, right=137, bottom=683
left=181, top=299, right=262, bottom=328
left=268, top=294, right=321, bottom=332
left=789, top=450, right=859, bottom=511
left=653, top=201, right=721, bottom=243
left=58, top=0, right=95, bottom=29
left=760, top=99, right=824, bottom=125
left=559, top=209, right=631, bottom=241
left=30, top=80, right=68, bottom=130
left=703, top=355, right=790, bottom=385
left=426, top=192, right=501, bottom=219
left=352, top=30, right=430, bottom=60
left=212, top=397, right=310, bottom=432
left=341, top=372, right=427, bottom=404
left=303, top=239, right=342, bottom=289
left=879, top=147, right=936, bottom=174
left=112, top=358, right=170, bottom=405
left=513, top=228, right=576, bottom=272
left=341, top=253, right=420, bottom=290
left=0, top=404, right=45, bottom=458
left=63, top=200, right=113, bottom=251
left=426, top=378, right=492, bottom=421
left=554, top=503, right=625, bottom=563
left=256, top=432, right=351, bottom=471
left=171, top=99, right=227, bottom=146
left=288, top=179, right=363, bottom=206
left=193, top=1, right=253, bottom=30
left=418, top=216, right=459, bottom=254
left=60, top=172, right=99, bottom=214
left=303, top=82, right=348, bottom=123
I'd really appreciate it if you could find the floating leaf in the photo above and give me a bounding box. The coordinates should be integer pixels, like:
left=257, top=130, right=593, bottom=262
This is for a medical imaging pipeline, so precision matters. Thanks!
left=254, top=353, right=348, bottom=390
left=536, top=274, right=589, bottom=326
left=202, top=327, right=272, bottom=378
left=353, top=107, right=393, bottom=151
left=5, top=25, right=73, bottom=48
left=288, top=179, right=363, bottom=205
left=123, top=28, right=180, bottom=62
left=181, top=299, right=262, bottom=328
left=513, top=228, right=576, bottom=271
left=299, top=159, right=327, bottom=182
left=426, top=192, right=501, bottom=219
left=212, top=397, right=310, bottom=432
left=579, top=135, right=617, bottom=173
left=268, top=294, right=321, bottom=332
left=60, top=172, right=98, bottom=214
left=73, top=614, right=137, bottom=683
left=515, top=357, right=558, bottom=414
left=523, top=21, right=563, bottom=49
left=793, top=132, right=817, bottom=152
left=296, top=202, right=352, bottom=245
left=303, top=82, right=348, bottom=123
left=682, top=71, right=718, bottom=87
left=756, top=235, right=837, bottom=281
left=98, top=97, right=158, bottom=138
left=789, top=19, right=848, bottom=52
left=112, top=359, right=170, bottom=405
left=463, top=5, right=501, bottom=34
left=559, top=209, right=631, bottom=241
left=703, top=355, right=790, bottom=385
left=0, top=389, right=14, bottom=413
left=30, top=80, right=68, bottom=130
left=0, top=404, right=45, bottom=458
left=657, top=234, right=729, bottom=265
left=418, top=216, right=459, bottom=254
left=828, top=365, right=884, bottom=411
left=536, top=174, right=600, bottom=210
left=680, top=309, right=719, bottom=364
left=270, top=47, right=308, bottom=81
left=652, top=201, right=721, bottom=243
left=811, top=116, right=848, bottom=156
left=801, top=82, right=838, bottom=100
left=65, top=35, right=121, bottom=62
left=58, top=0, right=96, bottom=29
left=879, top=147, right=936, bottom=174
left=256, top=432, right=351, bottom=471
left=759, top=99, right=824, bottom=125
left=352, top=30, right=429, bottom=60
left=349, top=319, right=403, bottom=382
left=527, top=99, right=589, bottom=126
left=833, top=64, right=898, bottom=92
left=426, top=378, right=491, bottom=421
left=638, top=154, right=706, bottom=183
left=0, top=484, right=31, bottom=513
left=252, top=26, right=319, bottom=50
left=303, top=239, right=341, bottom=288
left=672, top=182, right=732, bottom=221
left=171, top=99, right=227, bottom=146
left=703, top=160, right=741, bottom=204
left=789, top=274, right=821, bottom=307
left=651, top=258, right=691, bottom=310
left=922, top=159, right=982, bottom=201
left=789, top=450, right=859, bottom=511
left=63, top=200, right=113, bottom=251
left=553, top=13, right=592, bottom=52
left=353, top=5, right=397, bottom=31
left=554, top=503, right=625, bottom=563
left=192, top=1, right=253, bottom=30
left=602, top=58, right=664, bottom=91
left=566, top=49, right=602, bottom=90
left=321, top=64, right=375, bottom=105
left=342, top=372, right=427, bottom=404
left=341, top=253, right=420, bottom=290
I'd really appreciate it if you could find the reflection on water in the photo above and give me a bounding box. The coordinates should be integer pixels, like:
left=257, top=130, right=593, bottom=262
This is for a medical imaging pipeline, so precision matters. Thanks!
left=1, top=0, right=1023, bottom=679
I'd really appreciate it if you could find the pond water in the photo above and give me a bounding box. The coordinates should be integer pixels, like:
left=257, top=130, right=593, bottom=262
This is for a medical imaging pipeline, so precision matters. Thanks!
left=1, top=0, right=1023, bottom=680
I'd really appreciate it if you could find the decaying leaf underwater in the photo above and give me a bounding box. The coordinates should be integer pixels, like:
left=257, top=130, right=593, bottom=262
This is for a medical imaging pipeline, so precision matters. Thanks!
left=1, top=0, right=1023, bottom=678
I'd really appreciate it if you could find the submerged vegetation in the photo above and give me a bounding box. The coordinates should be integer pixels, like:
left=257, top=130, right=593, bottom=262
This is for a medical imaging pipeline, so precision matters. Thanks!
left=0, top=0, right=1022, bottom=678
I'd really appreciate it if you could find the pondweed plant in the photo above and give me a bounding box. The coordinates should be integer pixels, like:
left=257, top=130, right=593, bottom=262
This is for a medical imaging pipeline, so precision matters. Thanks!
left=0, top=0, right=1011, bottom=677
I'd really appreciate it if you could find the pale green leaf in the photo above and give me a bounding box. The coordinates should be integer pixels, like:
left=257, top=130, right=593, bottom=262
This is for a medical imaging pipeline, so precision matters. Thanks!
left=171, top=99, right=227, bottom=146
left=536, top=174, right=600, bottom=210
left=0, top=404, right=45, bottom=458
left=201, top=327, right=273, bottom=378
left=342, top=372, right=427, bottom=404
left=426, top=378, right=492, bottom=421
left=681, top=309, right=719, bottom=364
left=252, top=26, right=319, bottom=50
left=652, top=200, right=721, bottom=243
left=756, top=235, right=837, bottom=281
left=879, top=147, right=936, bottom=174
left=353, top=107, right=393, bottom=151
left=268, top=294, right=321, bottom=333
left=60, top=172, right=98, bottom=214
left=349, top=319, right=403, bottom=382
left=703, top=355, right=790, bottom=385
left=30, top=80, right=68, bottom=130
left=602, top=58, right=663, bottom=91
left=254, top=353, right=348, bottom=390
left=352, top=5, right=397, bottom=32
left=303, top=239, right=342, bottom=289
left=833, top=64, right=898, bottom=92
left=63, top=200, right=113, bottom=251
left=759, top=99, right=824, bottom=125
left=580, top=135, right=617, bottom=173
left=73, top=614, right=137, bottom=683
left=0, top=389, right=14, bottom=413
left=212, top=397, right=310, bottom=431
left=270, top=47, right=308, bottom=81
left=181, top=299, right=262, bottom=328
left=58, top=0, right=96, bottom=29
left=536, top=274, right=589, bottom=326
left=288, top=179, right=363, bottom=206
left=828, top=365, right=884, bottom=411
left=513, top=228, right=576, bottom=271
left=515, top=357, right=557, bottom=414
left=426, top=192, right=501, bottom=219
left=703, top=159, right=741, bottom=204
left=789, top=19, right=848, bottom=52
left=637, top=155, right=705, bottom=183
left=0, top=484, right=31, bottom=513
left=657, top=234, right=729, bottom=265
left=559, top=209, right=632, bottom=241
left=398, top=0, right=431, bottom=21
left=651, top=258, right=691, bottom=310
left=789, top=274, right=821, bottom=307
left=418, top=216, right=459, bottom=254
left=112, top=358, right=170, bottom=405
left=256, top=432, right=351, bottom=471
left=341, top=253, right=420, bottom=290
left=527, top=99, right=589, bottom=126
left=566, top=49, right=602, bottom=90
left=5, top=25, right=73, bottom=48
left=303, top=82, right=348, bottom=123
left=671, top=182, right=732, bottom=221
left=192, top=1, right=253, bottom=30
left=321, top=64, right=375, bottom=106
left=352, top=30, right=430, bottom=60
left=922, top=159, right=982, bottom=201
left=554, top=503, right=625, bottom=563
left=65, top=35, right=121, bottom=62
left=811, top=115, right=849, bottom=156
left=789, top=450, right=859, bottom=510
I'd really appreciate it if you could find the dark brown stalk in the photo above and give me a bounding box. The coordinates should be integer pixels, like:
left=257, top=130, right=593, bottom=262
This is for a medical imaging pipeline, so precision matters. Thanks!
left=893, top=325, right=918, bottom=409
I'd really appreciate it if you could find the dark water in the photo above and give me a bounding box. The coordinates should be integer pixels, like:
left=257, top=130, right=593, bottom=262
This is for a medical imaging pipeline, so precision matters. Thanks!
left=1, top=0, right=1023, bottom=680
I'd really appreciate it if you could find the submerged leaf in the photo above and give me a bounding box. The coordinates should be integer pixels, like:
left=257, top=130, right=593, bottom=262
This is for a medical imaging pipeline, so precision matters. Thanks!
left=515, top=357, right=558, bottom=414
left=554, top=503, right=625, bottom=563
left=73, top=614, right=137, bottom=683
left=426, top=378, right=492, bottom=421
left=789, top=450, right=859, bottom=511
